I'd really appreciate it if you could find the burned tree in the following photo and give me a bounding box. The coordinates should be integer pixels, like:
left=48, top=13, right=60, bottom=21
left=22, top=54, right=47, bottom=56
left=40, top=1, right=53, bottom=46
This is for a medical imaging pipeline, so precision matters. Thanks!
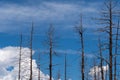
left=97, top=0, right=119, bottom=80
left=48, top=25, right=53, bottom=80
left=75, top=15, right=85, bottom=80
left=45, top=24, right=57, bottom=80
left=18, top=34, right=22, bottom=80
left=64, top=53, right=67, bottom=80
left=114, top=20, right=120, bottom=80
left=98, top=38, right=104, bottom=80
left=29, top=23, right=34, bottom=80
left=38, top=53, right=41, bottom=80
left=93, top=59, right=97, bottom=80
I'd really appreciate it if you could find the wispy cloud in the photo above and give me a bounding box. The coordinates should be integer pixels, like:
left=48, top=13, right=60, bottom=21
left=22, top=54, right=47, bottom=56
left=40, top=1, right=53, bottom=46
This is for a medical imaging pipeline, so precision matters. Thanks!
left=0, top=2, right=79, bottom=21
left=0, top=1, right=100, bottom=33
left=37, top=49, right=95, bottom=58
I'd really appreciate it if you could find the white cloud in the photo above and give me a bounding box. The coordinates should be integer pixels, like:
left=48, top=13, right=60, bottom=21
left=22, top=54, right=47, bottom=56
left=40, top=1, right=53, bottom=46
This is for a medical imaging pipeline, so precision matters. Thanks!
left=89, top=65, right=109, bottom=79
left=0, top=46, right=50, bottom=80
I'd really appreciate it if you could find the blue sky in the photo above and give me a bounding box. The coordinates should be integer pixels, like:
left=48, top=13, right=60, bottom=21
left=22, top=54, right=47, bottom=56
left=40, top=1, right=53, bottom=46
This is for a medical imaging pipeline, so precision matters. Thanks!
left=0, top=0, right=115, bottom=80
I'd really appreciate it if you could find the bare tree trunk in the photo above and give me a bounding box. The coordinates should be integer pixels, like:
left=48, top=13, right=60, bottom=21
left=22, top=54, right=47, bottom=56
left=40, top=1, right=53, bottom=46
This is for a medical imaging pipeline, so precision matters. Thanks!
left=97, top=69, right=100, bottom=80
left=38, top=53, right=41, bottom=80
left=80, top=16, right=85, bottom=80
left=105, top=61, right=108, bottom=80
left=98, top=38, right=104, bottom=80
left=49, top=44, right=52, bottom=80
left=64, top=53, right=67, bottom=80
left=94, top=59, right=97, bottom=80
left=29, top=23, right=34, bottom=80
left=109, top=2, right=113, bottom=80
left=38, top=66, right=40, bottom=80
left=18, top=34, right=22, bottom=80
left=114, top=20, right=119, bottom=80
left=97, top=0, right=119, bottom=80
left=46, top=25, right=56, bottom=80
left=44, top=24, right=58, bottom=80
left=75, top=15, right=85, bottom=80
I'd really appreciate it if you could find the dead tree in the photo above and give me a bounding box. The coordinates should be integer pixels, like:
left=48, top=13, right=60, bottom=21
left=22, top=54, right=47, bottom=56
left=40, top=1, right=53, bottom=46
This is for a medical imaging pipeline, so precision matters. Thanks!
left=93, top=59, right=97, bottom=80
left=45, top=24, right=57, bottom=80
left=64, top=53, right=67, bottom=80
left=29, top=22, right=34, bottom=80
left=109, top=2, right=113, bottom=80
left=75, top=15, right=85, bottom=80
left=97, top=1, right=119, bottom=80
left=38, top=53, right=41, bottom=80
left=38, top=65, right=40, bottom=80
left=114, top=20, right=119, bottom=80
left=49, top=25, right=53, bottom=80
left=18, top=34, right=22, bottom=80
left=98, top=38, right=104, bottom=80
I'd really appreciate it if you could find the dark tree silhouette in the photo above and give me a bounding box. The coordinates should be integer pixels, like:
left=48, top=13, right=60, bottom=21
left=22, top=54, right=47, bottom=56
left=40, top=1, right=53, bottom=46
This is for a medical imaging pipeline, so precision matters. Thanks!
left=114, top=20, right=120, bottom=80
left=98, top=38, right=104, bottom=80
left=29, top=22, right=34, bottom=80
left=97, top=0, right=119, bottom=80
left=45, top=24, right=57, bottom=80
left=38, top=53, right=41, bottom=80
left=75, top=15, right=85, bottom=80
left=18, top=34, right=22, bottom=80
left=64, top=53, right=67, bottom=80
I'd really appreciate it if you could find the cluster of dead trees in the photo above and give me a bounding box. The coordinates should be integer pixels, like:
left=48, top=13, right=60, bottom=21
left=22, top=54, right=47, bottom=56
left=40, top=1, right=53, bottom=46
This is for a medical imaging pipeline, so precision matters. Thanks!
left=77, top=0, right=120, bottom=80
left=16, top=0, right=120, bottom=80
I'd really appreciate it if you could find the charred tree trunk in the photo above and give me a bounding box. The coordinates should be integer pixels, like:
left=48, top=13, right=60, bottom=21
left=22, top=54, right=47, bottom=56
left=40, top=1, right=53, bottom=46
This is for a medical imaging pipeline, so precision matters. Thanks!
left=109, top=2, right=113, bottom=80
left=29, top=23, right=34, bottom=80
left=18, top=34, right=22, bottom=80
left=98, top=38, right=104, bottom=80
left=80, top=16, right=85, bottom=80
left=44, top=24, right=58, bottom=80
left=97, top=1, right=119, bottom=80
left=114, top=20, right=119, bottom=80
left=64, top=53, right=67, bottom=80
left=46, top=25, right=56, bottom=80
left=94, top=59, right=97, bottom=80
left=38, top=53, right=41, bottom=80
left=75, top=15, right=85, bottom=80
left=38, top=65, right=40, bottom=80
left=49, top=43, right=52, bottom=80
